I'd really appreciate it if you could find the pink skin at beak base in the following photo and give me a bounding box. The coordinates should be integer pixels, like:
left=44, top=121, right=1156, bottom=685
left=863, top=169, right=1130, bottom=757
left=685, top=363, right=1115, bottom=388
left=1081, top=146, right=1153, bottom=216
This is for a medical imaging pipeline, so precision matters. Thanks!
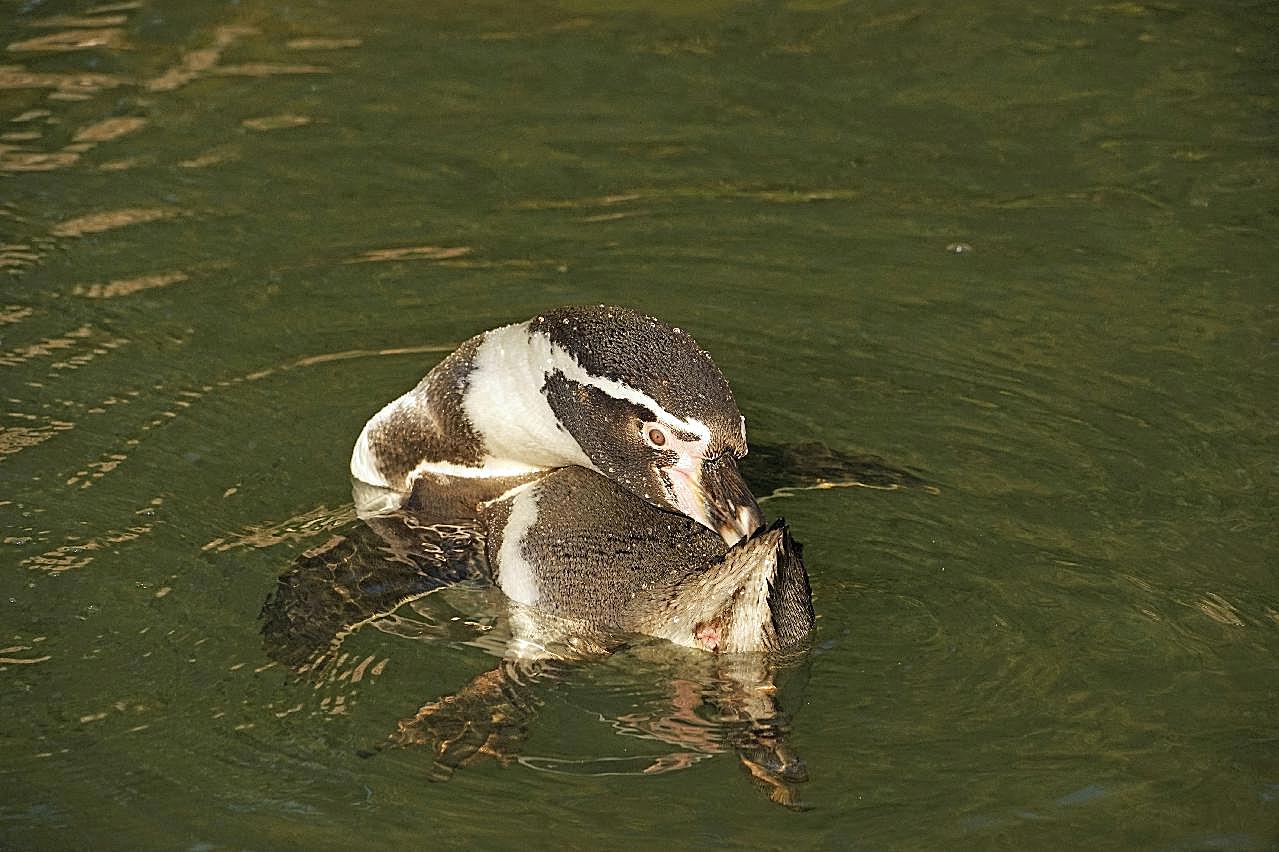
left=663, top=462, right=759, bottom=546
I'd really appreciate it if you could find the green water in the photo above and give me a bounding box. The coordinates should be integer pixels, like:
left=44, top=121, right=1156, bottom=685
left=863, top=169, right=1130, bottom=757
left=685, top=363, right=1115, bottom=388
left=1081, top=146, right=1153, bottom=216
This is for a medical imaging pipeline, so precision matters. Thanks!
left=2, top=0, right=1276, bottom=847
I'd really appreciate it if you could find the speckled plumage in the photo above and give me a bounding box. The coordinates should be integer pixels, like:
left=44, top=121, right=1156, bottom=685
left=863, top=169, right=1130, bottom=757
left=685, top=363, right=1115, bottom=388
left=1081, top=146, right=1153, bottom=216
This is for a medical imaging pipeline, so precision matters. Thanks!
left=482, top=466, right=813, bottom=654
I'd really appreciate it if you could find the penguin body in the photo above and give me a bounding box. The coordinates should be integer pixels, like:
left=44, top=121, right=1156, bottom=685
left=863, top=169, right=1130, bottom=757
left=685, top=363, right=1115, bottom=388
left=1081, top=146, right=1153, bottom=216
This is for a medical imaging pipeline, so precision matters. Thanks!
left=481, top=466, right=814, bottom=654
left=351, top=306, right=762, bottom=544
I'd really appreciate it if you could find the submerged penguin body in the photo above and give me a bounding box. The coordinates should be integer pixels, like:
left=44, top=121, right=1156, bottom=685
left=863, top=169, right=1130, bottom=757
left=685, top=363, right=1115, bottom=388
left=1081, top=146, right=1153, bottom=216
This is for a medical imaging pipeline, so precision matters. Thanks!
left=482, top=467, right=814, bottom=654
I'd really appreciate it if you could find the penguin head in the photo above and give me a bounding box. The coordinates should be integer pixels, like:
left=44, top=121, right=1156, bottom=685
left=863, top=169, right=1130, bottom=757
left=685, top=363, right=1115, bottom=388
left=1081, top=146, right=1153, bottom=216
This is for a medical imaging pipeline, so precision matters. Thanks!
left=535, top=305, right=763, bottom=545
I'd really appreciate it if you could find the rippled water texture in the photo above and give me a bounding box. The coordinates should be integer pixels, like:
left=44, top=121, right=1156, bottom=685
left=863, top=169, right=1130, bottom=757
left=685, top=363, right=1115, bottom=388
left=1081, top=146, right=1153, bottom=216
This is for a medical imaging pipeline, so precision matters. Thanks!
left=2, top=0, right=1276, bottom=848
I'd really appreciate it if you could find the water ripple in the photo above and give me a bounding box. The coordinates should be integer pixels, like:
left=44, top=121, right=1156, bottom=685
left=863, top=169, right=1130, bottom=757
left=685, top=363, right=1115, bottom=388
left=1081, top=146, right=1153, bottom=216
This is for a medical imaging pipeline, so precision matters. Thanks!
left=50, top=207, right=183, bottom=237
left=9, top=27, right=127, bottom=54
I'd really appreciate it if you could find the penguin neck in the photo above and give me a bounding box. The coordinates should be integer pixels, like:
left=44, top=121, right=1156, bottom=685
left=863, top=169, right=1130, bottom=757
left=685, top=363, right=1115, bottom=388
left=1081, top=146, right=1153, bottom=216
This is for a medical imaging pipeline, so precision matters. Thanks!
left=460, top=322, right=597, bottom=472
left=350, top=321, right=595, bottom=496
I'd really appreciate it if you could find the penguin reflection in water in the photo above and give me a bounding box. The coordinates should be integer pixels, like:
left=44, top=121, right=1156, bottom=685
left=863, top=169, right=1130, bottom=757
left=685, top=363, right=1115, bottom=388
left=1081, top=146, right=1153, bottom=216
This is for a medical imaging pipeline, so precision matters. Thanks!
left=262, top=306, right=916, bottom=805
left=391, top=464, right=814, bottom=805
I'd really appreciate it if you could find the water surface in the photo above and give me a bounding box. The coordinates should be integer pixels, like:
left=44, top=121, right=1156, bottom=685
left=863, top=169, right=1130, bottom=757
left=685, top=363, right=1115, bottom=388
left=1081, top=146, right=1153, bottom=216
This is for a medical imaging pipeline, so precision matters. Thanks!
left=2, top=0, right=1276, bottom=848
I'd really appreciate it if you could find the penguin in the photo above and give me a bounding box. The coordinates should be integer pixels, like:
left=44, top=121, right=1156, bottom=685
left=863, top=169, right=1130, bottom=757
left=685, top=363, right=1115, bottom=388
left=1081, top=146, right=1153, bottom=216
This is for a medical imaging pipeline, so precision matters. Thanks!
left=480, top=466, right=814, bottom=655
left=350, top=305, right=763, bottom=545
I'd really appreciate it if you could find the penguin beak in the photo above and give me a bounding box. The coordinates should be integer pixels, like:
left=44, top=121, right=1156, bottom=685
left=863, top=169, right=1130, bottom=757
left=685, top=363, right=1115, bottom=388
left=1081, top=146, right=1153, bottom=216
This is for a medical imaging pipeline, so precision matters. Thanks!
left=664, top=454, right=764, bottom=545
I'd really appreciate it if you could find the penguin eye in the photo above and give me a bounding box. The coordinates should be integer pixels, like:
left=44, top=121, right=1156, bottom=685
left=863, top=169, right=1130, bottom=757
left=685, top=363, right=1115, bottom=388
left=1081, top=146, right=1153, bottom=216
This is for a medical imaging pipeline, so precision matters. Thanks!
left=647, top=427, right=667, bottom=447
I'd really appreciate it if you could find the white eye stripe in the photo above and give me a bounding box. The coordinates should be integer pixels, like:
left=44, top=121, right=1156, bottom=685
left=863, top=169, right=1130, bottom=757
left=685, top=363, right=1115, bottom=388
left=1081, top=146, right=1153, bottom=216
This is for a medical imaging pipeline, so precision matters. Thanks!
left=577, top=374, right=711, bottom=440
left=666, top=425, right=701, bottom=443
left=521, top=326, right=712, bottom=441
